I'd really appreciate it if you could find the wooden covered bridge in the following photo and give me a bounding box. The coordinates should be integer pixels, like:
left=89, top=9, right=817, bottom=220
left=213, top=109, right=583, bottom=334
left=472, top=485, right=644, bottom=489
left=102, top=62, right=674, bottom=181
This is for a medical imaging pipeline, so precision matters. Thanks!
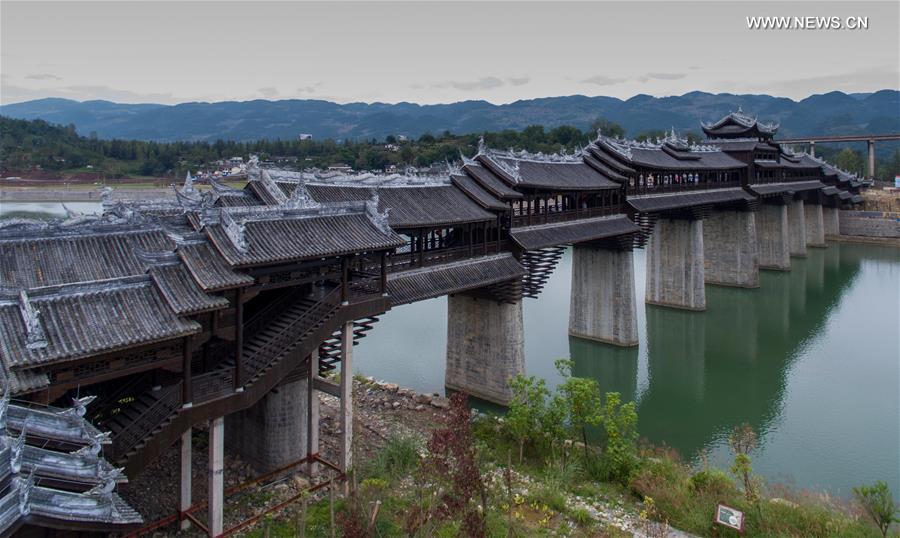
left=0, top=111, right=865, bottom=536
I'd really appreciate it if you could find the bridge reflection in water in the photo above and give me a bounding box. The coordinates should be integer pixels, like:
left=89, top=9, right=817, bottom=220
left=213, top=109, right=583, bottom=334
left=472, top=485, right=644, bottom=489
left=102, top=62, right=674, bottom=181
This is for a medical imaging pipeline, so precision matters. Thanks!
left=353, top=241, right=898, bottom=496
left=568, top=242, right=900, bottom=497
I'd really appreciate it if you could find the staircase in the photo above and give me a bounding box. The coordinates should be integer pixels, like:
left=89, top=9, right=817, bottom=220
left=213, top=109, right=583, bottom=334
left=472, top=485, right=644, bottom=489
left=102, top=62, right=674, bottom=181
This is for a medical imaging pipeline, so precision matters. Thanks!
left=318, top=316, right=380, bottom=374
left=100, top=285, right=366, bottom=472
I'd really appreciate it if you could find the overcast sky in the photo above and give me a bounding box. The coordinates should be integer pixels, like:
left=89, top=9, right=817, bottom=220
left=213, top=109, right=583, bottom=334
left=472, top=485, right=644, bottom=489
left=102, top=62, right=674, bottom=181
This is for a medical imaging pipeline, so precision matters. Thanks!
left=1, top=1, right=898, bottom=106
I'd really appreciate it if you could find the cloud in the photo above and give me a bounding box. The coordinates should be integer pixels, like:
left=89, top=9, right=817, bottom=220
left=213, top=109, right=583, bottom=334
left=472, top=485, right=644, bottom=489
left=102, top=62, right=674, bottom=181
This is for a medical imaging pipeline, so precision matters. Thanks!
left=257, top=86, right=278, bottom=98
left=25, top=73, right=62, bottom=81
left=296, top=82, right=323, bottom=95
left=507, top=76, right=530, bottom=86
left=434, top=76, right=505, bottom=91
left=637, top=72, right=687, bottom=82
left=580, top=75, right=627, bottom=86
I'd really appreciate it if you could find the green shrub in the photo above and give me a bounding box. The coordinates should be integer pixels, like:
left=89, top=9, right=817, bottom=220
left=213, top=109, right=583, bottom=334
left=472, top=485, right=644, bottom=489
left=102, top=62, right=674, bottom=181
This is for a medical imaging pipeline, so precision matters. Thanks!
left=528, top=486, right=568, bottom=513
left=853, top=480, right=898, bottom=538
left=599, top=392, right=639, bottom=485
left=689, top=468, right=738, bottom=498
left=570, top=506, right=594, bottom=527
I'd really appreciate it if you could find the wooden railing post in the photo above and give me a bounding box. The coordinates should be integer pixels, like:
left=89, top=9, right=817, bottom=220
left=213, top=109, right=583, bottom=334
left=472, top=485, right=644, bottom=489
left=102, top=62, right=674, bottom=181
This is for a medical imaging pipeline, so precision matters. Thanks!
left=234, top=287, right=244, bottom=391
left=380, top=251, right=387, bottom=295
left=182, top=336, right=192, bottom=408
left=341, top=256, right=349, bottom=305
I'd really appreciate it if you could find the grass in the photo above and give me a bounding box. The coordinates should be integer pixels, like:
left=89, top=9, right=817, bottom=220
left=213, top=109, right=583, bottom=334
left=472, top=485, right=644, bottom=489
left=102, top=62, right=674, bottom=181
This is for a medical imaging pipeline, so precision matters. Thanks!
left=363, top=434, right=421, bottom=481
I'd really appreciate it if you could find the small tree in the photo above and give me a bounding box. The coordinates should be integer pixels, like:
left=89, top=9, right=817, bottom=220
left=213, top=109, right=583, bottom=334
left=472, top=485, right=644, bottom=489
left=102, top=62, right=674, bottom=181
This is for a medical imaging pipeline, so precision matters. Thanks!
left=506, top=375, right=550, bottom=463
left=601, top=391, right=639, bottom=484
left=554, top=359, right=603, bottom=460
left=853, top=481, right=898, bottom=538
left=728, top=423, right=759, bottom=503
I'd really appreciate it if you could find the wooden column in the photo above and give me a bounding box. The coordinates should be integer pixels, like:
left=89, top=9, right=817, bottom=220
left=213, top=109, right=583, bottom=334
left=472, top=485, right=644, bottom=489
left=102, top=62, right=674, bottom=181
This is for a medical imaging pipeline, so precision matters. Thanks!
left=233, top=287, right=243, bottom=391
left=180, top=428, right=192, bottom=530
left=482, top=221, right=488, bottom=254
left=339, top=322, right=353, bottom=493
left=418, top=229, right=425, bottom=267
left=307, top=352, right=320, bottom=478
left=182, top=337, right=192, bottom=407
left=340, top=256, right=349, bottom=305
left=208, top=417, right=225, bottom=537
left=380, top=251, right=388, bottom=295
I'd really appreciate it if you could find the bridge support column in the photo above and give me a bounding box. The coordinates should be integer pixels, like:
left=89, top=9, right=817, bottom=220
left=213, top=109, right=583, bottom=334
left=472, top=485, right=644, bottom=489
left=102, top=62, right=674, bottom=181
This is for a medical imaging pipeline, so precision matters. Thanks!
left=446, top=294, right=525, bottom=405
left=868, top=139, right=875, bottom=180
left=702, top=209, right=759, bottom=288
left=788, top=200, right=807, bottom=257
left=804, top=203, right=826, bottom=248
left=180, top=429, right=192, bottom=530
left=225, top=377, right=314, bottom=473
left=339, top=322, right=353, bottom=493
left=645, top=218, right=705, bottom=311
left=569, top=246, right=637, bottom=346
left=823, top=206, right=840, bottom=237
left=208, top=416, right=224, bottom=538
left=756, top=204, right=791, bottom=270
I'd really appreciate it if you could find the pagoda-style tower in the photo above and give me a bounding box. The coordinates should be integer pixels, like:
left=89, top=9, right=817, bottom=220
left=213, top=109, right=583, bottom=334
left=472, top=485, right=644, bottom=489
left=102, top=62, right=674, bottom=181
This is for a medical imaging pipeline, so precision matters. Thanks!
left=701, top=107, right=779, bottom=141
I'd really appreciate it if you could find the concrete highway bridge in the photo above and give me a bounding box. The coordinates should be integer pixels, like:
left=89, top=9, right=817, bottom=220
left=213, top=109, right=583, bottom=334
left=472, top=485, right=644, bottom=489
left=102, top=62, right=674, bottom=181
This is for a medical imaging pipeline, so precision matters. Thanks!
left=0, top=111, right=870, bottom=536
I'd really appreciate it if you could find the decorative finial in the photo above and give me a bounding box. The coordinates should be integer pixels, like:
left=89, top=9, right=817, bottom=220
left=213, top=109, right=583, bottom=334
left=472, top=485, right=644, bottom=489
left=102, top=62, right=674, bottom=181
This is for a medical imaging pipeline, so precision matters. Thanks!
left=18, top=291, right=48, bottom=350
left=477, top=136, right=486, bottom=155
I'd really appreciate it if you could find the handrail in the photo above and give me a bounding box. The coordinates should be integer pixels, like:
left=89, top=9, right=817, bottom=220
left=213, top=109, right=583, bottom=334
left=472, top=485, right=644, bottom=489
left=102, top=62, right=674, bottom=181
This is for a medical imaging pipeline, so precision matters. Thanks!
left=240, top=286, right=341, bottom=383
left=627, top=180, right=741, bottom=196
left=111, top=382, right=182, bottom=461
left=89, top=374, right=149, bottom=424
left=244, top=286, right=307, bottom=338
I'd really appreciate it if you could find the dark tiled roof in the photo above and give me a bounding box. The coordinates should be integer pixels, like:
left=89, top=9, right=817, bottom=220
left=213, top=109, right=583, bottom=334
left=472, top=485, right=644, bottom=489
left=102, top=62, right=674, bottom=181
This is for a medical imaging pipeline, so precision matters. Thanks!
left=387, top=253, right=525, bottom=306
left=480, top=155, right=620, bottom=190
left=712, top=140, right=774, bottom=152
left=627, top=187, right=756, bottom=213
left=582, top=154, right=628, bottom=182
left=510, top=215, right=640, bottom=250
left=450, top=174, right=508, bottom=211
left=177, top=241, right=255, bottom=291
left=748, top=181, right=825, bottom=196
left=461, top=162, right=523, bottom=199
left=0, top=279, right=200, bottom=368
left=205, top=212, right=405, bottom=267
left=821, top=186, right=840, bottom=196
left=0, top=227, right=172, bottom=289
left=591, top=140, right=745, bottom=171
left=148, top=263, right=230, bottom=315
left=215, top=190, right=264, bottom=207
left=306, top=184, right=497, bottom=228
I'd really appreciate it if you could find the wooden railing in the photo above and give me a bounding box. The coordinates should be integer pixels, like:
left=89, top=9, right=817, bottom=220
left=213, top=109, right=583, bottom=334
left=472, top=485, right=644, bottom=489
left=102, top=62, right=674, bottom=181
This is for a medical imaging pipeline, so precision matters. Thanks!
left=626, top=180, right=741, bottom=196
left=110, top=382, right=182, bottom=461
left=386, top=245, right=474, bottom=271
left=512, top=206, right=620, bottom=227
left=244, top=286, right=308, bottom=338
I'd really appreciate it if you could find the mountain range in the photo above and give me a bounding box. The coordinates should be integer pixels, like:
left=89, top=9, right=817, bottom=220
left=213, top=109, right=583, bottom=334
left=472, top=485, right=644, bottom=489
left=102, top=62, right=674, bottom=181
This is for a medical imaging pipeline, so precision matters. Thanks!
left=1, top=90, right=897, bottom=142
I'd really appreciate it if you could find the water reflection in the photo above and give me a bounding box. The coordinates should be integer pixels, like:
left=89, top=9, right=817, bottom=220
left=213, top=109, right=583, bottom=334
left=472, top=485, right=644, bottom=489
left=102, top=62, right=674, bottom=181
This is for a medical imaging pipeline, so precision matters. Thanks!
left=571, top=243, right=866, bottom=467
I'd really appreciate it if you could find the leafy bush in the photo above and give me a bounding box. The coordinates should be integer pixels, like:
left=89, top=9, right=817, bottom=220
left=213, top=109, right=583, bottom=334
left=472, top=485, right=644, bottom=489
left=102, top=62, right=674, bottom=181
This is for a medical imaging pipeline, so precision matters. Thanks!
left=853, top=481, right=898, bottom=537
left=689, top=468, right=738, bottom=498
left=599, top=391, right=639, bottom=485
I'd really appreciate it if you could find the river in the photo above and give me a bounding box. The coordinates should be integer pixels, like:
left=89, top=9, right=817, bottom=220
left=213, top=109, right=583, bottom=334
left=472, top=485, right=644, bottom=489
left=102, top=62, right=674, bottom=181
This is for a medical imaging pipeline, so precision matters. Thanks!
left=2, top=202, right=898, bottom=498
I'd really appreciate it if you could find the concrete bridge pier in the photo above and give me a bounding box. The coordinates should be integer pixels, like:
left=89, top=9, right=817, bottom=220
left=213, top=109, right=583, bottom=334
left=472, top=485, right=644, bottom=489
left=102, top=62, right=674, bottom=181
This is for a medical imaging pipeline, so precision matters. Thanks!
left=226, top=370, right=318, bottom=473
left=788, top=200, right=808, bottom=257
left=645, top=218, right=706, bottom=311
left=446, top=294, right=525, bottom=405
left=804, top=202, right=826, bottom=248
left=702, top=209, right=760, bottom=288
left=756, top=204, right=791, bottom=271
left=569, top=245, right=638, bottom=347
left=823, top=206, right=840, bottom=238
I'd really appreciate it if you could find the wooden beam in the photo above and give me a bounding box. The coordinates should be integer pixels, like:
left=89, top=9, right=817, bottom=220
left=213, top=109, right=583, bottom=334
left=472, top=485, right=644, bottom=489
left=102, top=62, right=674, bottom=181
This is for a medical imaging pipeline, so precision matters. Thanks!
left=314, top=376, right=341, bottom=397
left=339, top=322, right=353, bottom=494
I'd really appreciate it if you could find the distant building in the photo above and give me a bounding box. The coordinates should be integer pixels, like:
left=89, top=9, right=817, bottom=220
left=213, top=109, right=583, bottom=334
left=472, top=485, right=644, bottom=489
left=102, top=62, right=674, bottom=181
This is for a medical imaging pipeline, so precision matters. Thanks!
left=328, top=163, right=353, bottom=173
left=298, top=134, right=313, bottom=141
left=384, top=164, right=398, bottom=173
left=396, top=134, right=408, bottom=142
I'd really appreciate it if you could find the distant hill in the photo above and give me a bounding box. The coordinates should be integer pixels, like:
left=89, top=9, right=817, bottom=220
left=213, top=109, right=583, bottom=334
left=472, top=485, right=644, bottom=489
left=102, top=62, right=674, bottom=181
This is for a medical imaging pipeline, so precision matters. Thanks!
left=2, top=90, right=897, bottom=142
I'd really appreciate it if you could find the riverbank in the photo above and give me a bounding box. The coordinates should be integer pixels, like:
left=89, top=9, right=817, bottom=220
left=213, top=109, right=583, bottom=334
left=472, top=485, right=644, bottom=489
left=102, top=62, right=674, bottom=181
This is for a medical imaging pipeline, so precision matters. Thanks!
left=125, top=378, right=892, bottom=537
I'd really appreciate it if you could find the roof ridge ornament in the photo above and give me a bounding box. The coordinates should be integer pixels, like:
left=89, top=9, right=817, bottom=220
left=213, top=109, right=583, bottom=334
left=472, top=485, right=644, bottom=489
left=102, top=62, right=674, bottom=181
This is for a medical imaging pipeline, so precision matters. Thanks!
left=221, top=211, right=249, bottom=253
left=259, top=169, right=290, bottom=205
left=247, top=154, right=260, bottom=181
left=10, top=424, right=28, bottom=474
left=285, top=179, right=321, bottom=210
left=182, top=171, right=196, bottom=194
left=15, top=468, right=36, bottom=517
left=18, top=291, right=48, bottom=350
left=365, top=191, right=392, bottom=235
